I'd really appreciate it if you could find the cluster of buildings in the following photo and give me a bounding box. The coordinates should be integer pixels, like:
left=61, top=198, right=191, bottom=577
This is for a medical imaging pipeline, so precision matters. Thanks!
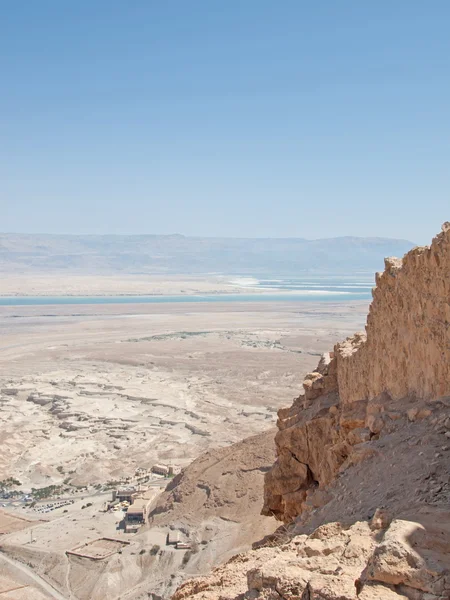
left=109, top=486, right=154, bottom=533
left=151, top=464, right=178, bottom=476
left=167, top=529, right=192, bottom=550
left=133, top=463, right=179, bottom=480
left=109, top=463, right=180, bottom=534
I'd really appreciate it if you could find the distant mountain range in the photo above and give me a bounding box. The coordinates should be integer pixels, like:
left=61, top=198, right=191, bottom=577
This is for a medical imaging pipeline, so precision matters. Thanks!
left=0, top=233, right=415, bottom=275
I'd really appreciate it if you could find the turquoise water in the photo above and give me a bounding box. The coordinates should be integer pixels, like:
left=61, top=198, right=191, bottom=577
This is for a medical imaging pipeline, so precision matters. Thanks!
left=0, top=276, right=374, bottom=306
left=0, top=292, right=371, bottom=306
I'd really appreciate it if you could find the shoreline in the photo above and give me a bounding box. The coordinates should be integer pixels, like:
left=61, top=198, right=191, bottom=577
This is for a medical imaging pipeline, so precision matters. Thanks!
left=0, top=273, right=375, bottom=300
left=0, top=288, right=357, bottom=297
left=0, top=293, right=371, bottom=306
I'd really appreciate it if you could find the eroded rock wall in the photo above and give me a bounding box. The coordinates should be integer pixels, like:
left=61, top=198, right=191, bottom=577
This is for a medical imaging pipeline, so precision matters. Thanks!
left=173, top=223, right=450, bottom=599
left=173, top=224, right=450, bottom=600
left=263, top=223, right=450, bottom=523
left=337, top=222, right=450, bottom=403
left=172, top=509, right=450, bottom=600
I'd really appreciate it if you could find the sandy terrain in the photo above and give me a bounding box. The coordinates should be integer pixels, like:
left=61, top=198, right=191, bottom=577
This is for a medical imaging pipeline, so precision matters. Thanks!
left=0, top=274, right=266, bottom=296
left=0, top=300, right=367, bottom=488
left=0, top=568, right=57, bottom=599
left=0, top=298, right=367, bottom=598
left=0, top=432, right=278, bottom=599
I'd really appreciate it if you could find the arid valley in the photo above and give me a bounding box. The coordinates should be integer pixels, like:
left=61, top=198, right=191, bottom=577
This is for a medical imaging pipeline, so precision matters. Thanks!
left=2, top=3, right=449, bottom=597
left=0, top=296, right=368, bottom=598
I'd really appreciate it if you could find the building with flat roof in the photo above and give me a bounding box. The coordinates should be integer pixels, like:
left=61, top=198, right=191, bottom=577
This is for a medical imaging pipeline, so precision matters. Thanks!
left=151, top=464, right=170, bottom=476
left=167, top=530, right=181, bottom=545
left=112, top=487, right=137, bottom=505
left=124, top=492, right=154, bottom=527
left=176, top=541, right=191, bottom=550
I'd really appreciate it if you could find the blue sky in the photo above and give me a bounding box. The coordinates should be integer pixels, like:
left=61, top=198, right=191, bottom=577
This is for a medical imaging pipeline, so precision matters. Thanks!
left=1, top=1, right=449, bottom=243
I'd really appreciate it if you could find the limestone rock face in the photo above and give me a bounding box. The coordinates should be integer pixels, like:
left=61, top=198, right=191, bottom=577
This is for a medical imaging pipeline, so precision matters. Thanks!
left=172, top=510, right=450, bottom=599
left=263, top=224, right=450, bottom=523
left=173, top=225, right=450, bottom=600
left=150, top=430, right=276, bottom=525
left=337, top=224, right=450, bottom=404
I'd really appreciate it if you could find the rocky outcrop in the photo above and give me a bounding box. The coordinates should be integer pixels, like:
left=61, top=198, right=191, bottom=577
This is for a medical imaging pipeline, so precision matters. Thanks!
left=173, top=224, right=450, bottom=600
left=144, top=431, right=279, bottom=598
left=263, top=223, right=450, bottom=523
left=173, top=508, right=450, bottom=600
left=173, top=401, right=450, bottom=599
left=337, top=222, right=450, bottom=404
left=150, top=430, right=276, bottom=525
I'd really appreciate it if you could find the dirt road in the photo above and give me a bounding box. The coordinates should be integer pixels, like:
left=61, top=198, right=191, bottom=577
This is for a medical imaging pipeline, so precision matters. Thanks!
left=0, top=551, right=68, bottom=600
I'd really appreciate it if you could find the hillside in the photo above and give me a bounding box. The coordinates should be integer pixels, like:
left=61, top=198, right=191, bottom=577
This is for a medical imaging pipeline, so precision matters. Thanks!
left=0, top=432, right=279, bottom=600
left=172, top=223, right=450, bottom=599
left=0, top=233, right=414, bottom=275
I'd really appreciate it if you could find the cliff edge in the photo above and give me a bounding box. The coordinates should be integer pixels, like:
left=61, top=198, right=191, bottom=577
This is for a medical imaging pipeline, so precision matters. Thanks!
left=263, top=222, right=450, bottom=523
left=173, top=223, right=450, bottom=600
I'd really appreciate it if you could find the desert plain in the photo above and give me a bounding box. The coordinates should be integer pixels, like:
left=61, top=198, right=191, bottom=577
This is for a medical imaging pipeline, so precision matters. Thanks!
left=0, top=295, right=368, bottom=598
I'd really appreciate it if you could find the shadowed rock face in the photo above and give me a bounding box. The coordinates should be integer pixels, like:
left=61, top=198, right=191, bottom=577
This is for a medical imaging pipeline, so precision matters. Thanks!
left=263, top=223, right=450, bottom=523
left=173, top=224, right=450, bottom=600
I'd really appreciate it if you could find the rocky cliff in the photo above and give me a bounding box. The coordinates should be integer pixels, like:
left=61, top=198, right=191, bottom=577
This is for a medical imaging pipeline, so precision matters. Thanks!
left=144, top=431, right=278, bottom=598
left=337, top=222, right=450, bottom=404
left=173, top=224, right=450, bottom=600
left=263, top=222, right=450, bottom=523
left=150, top=430, right=276, bottom=528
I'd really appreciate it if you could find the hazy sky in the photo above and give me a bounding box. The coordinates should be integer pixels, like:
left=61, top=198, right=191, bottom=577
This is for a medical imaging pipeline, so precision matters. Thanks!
left=1, top=2, right=449, bottom=244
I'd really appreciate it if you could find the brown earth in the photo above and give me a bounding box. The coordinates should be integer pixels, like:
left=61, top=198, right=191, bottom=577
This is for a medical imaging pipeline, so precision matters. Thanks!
left=0, top=509, right=38, bottom=535
left=150, top=430, right=277, bottom=527
left=173, top=223, right=450, bottom=600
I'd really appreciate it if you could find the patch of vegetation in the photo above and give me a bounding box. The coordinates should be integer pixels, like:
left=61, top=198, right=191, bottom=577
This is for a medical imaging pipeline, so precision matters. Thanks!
left=56, top=466, right=64, bottom=474
left=150, top=545, right=160, bottom=556
left=139, top=548, right=146, bottom=555
left=31, top=485, right=63, bottom=500
left=0, top=477, right=22, bottom=490
left=128, top=331, right=210, bottom=343
left=182, top=551, right=192, bottom=566
left=104, top=480, right=122, bottom=489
